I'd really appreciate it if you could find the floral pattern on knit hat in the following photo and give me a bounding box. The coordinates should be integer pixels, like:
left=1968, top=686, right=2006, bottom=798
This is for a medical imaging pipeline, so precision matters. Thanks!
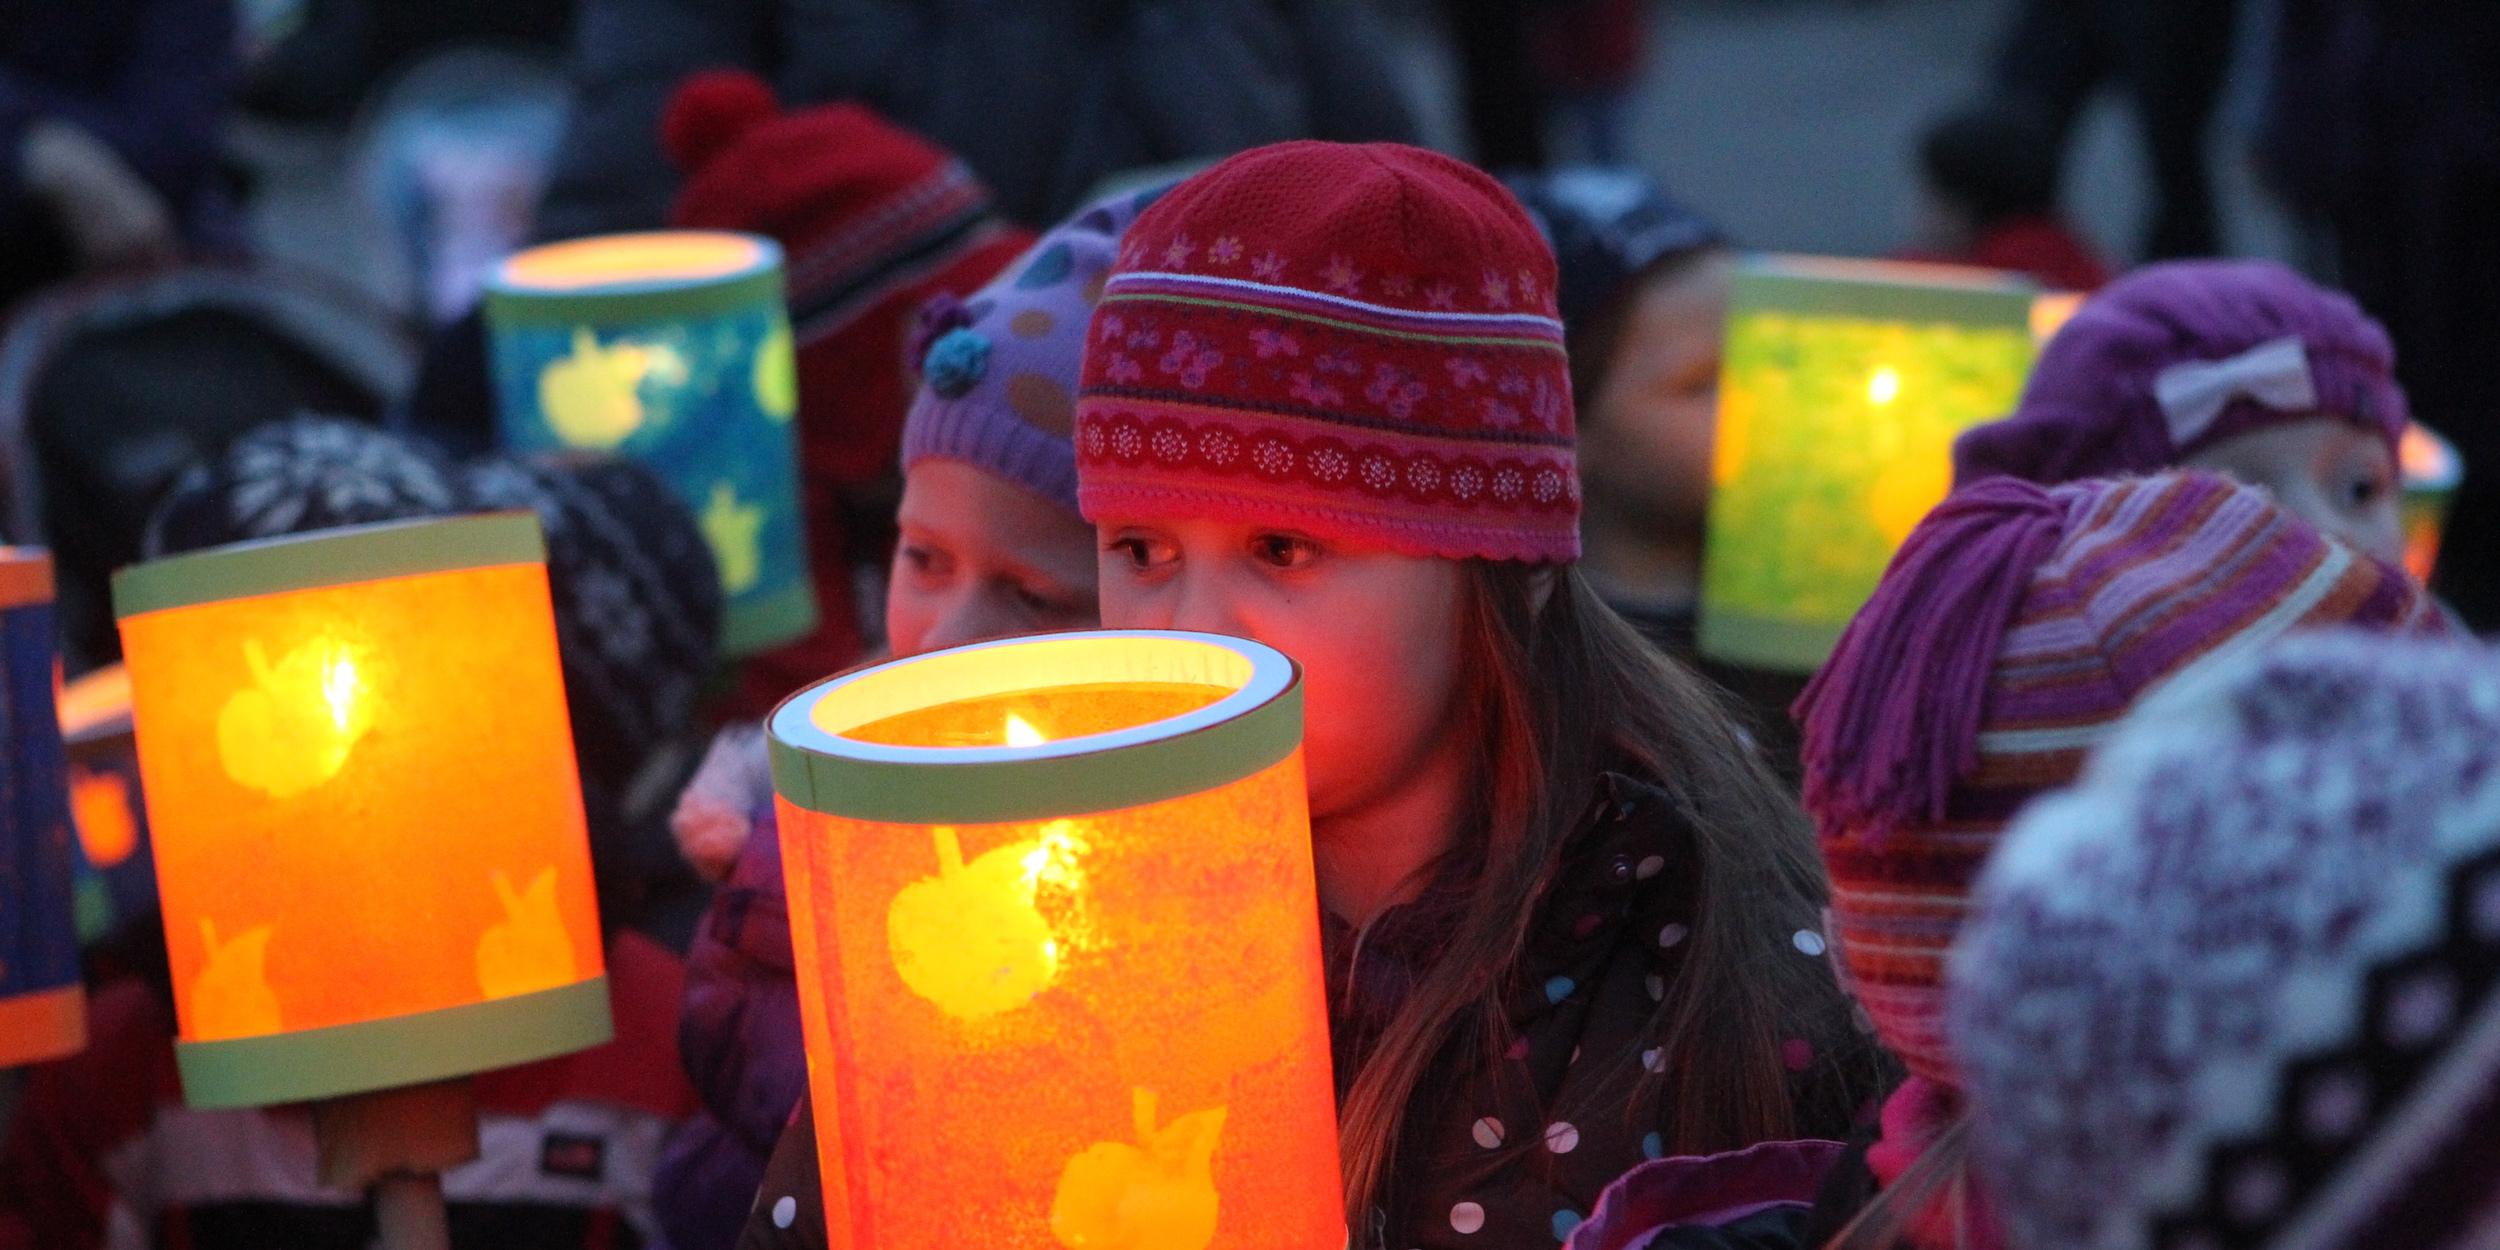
left=1075, top=141, right=1581, bottom=564
left=1797, top=470, right=2444, bottom=1088
left=1952, top=632, right=2500, bottom=1250
left=1954, top=260, right=2409, bottom=487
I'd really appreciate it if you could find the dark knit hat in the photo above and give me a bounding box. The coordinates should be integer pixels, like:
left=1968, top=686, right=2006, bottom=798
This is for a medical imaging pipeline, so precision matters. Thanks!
left=456, top=453, right=722, bottom=798
left=1077, top=141, right=1580, bottom=563
left=1502, top=166, right=1726, bottom=336
left=1799, top=472, right=2443, bottom=1087
left=1954, top=260, right=2409, bottom=486
left=1954, top=632, right=2500, bottom=1250
left=143, top=415, right=462, bottom=558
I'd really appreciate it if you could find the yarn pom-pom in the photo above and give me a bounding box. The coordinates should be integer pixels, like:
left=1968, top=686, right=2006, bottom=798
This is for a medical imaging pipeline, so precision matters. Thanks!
left=662, top=69, right=779, bottom=172
left=923, top=328, right=992, bottom=399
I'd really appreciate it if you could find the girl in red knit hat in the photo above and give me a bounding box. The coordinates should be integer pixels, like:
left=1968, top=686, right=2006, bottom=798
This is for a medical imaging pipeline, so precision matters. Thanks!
left=1072, top=141, right=1890, bottom=1248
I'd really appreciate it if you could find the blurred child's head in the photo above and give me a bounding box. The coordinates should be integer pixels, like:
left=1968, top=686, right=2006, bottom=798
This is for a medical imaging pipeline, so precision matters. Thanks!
left=1915, top=101, right=2061, bottom=253
left=1507, top=168, right=1732, bottom=569
left=1953, top=633, right=2500, bottom=1250
left=884, top=186, right=1163, bottom=656
left=1798, top=471, right=2443, bottom=1096
left=1957, top=260, right=2410, bottom=562
left=1076, top=142, right=1856, bottom=1210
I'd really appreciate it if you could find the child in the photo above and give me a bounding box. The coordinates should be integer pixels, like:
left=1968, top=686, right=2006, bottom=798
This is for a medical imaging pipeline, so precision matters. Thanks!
left=1786, top=470, right=2443, bottom=1249
left=1955, top=260, right=2409, bottom=567
left=1952, top=632, right=2500, bottom=1249
left=663, top=186, right=1153, bottom=1250
left=660, top=70, right=1036, bottom=717
left=1900, top=102, right=2111, bottom=293
left=1072, top=141, right=1885, bottom=1247
left=1504, top=167, right=1730, bottom=654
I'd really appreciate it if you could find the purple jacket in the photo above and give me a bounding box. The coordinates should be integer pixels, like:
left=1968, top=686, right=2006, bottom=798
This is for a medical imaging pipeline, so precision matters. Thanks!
left=656, top=795, right=807, bottom=1250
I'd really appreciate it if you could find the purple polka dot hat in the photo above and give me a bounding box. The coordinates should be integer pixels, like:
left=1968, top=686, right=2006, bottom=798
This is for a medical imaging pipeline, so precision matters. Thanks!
left=899, top=182, right=1170, bottom=514
left=1949, top=631, right=2500, bottom=1250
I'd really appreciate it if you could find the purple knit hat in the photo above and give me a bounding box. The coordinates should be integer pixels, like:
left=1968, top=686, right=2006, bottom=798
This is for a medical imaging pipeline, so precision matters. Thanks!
left=1954, top=260, right=2408, bottom=486
left=1953, top=632, right=2500, bottom=1250
left=899, top=183, right=1167, bottom=513
left=1797, top=471, right=2443, bottom=1086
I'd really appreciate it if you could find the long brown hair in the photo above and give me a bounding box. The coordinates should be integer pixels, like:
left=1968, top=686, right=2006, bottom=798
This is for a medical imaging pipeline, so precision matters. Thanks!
left=1335, top=560, right=1872, bottom=1234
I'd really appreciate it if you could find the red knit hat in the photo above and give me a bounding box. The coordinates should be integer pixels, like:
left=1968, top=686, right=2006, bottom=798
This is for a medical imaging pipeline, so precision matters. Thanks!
left=663, top=70, right=1033, bottom=714
left=1075, top=141, right=1580, bottom=563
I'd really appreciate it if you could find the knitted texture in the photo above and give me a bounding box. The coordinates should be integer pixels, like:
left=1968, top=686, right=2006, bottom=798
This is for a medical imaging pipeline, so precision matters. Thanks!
left=1954, top=260, right=2408, bottom=486
left=1075, top=141, right=1581, bottom=563
left=1799, top=471, right=2442, bottom=1087
left=1952, top=633, right=2500, bottom=1250
left=664, top=70, right=1033, bottom=714
left=900, top=184, right=1164, bottom=514
left=142, top=415, right=461, bottom=557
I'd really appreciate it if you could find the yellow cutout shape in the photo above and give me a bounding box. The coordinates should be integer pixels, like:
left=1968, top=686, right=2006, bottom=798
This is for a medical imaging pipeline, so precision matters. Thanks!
left=1051, top=1089, right=1227, bottom=1250
left=192, top=918, right=282, bottom=1039
left=1867, top=450, right=1951, bottom=548
left=753, top=323, right=797, bottom=422
left=700, top=482, right=764, bottom=593
left=217, top=638, right=373, bottom=799
left=886, top=825, right=1068, bottom=1019
left=539, top=327, right=650, bottom=450
left=476, top=867, right=578, bottom=999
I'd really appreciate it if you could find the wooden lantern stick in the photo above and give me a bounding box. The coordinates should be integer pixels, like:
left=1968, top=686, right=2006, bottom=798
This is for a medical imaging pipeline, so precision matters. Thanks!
left=312, top=1077, right=481, bottom=1250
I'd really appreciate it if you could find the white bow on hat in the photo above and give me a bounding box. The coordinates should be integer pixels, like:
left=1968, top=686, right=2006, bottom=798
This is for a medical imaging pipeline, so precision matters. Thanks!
left=2152, top=335, right=2318, bottom=448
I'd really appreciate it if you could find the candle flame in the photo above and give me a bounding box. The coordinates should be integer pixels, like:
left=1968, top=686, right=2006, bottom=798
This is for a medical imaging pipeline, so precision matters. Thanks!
left=1866, top=366, right=1902, bottom=406
left=1004, top=713, right=1047, bottom=748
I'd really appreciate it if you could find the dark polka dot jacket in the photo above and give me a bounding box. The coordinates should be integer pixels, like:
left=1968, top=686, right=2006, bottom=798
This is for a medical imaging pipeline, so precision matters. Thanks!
left=735, top=771, right=1886, bottom=1249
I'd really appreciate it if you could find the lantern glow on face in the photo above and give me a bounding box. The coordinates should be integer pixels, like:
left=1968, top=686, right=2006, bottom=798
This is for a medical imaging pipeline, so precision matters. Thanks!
left=769, top=632, right=1341, bottom=1249
left=1700, top=256, right=2040, bottom=672
left=114, top=514, right=611, bottom=1108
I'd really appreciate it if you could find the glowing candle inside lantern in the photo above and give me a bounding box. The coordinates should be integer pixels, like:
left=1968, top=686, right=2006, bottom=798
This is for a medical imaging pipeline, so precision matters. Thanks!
left=769, top=630, right=1341, bottom=1249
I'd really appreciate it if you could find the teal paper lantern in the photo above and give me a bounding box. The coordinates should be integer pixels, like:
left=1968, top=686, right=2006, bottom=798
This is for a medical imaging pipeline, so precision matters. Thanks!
left=1, top=549, right=84, bottom=1065
left=484, top=231, right=813, bottom=655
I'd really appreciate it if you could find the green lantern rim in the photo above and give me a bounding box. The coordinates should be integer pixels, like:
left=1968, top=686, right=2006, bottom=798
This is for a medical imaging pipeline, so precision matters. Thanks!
left=112, top=512, right=545, bottom=620
left=482, top=231, right=786, bottom=326
left=1734, top=254, right=2040, bottom=327
left=769, top=629, right=1303, bottom=824
left=175, top=976, right=613, bottom=1109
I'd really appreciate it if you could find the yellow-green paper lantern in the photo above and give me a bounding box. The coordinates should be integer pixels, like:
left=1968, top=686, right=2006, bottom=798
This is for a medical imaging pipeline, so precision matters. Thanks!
left=1699, top=256, right=2040, bottom=673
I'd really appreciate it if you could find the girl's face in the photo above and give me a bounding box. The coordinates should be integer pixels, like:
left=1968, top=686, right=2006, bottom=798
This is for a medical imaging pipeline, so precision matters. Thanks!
left=2182, top=416, right=2403, bottom=565
left=885, top=459, right=1099, bottom=657
left=1093, top=516, right=1464, bottom=821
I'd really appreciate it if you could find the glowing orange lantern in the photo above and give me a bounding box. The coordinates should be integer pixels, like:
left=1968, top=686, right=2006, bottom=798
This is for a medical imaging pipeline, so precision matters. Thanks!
left=113, top=513, right=610, bottom=1110
left=1, top=548, right=83, bottom=1066
left=2398, top=421, right=2462, bottom=583
left=769, top=630, right=1342, bottom=1249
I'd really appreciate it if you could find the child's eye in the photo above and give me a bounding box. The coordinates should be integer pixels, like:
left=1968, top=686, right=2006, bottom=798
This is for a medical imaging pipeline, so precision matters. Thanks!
left=1252, top=533, right=1319, bottom=570
left=1106, top=534, right=1174, bottom=573
left=897, top=543, right=946, bottom=578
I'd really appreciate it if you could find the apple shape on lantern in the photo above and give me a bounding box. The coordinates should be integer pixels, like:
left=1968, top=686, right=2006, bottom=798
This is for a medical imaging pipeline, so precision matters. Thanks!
left=538, top=326, right=651, bottom=450
left=753, top=322, right=797, bottom=422
left=475, top=866, right=579, bottom=1000
left=886, top=825, right=1061, bottom=1019
left=216, top=637, right=374, bottom=800
left=192, top=917, right=283, bottom=1039
left=1050, top=1088, right=1228, bottom=1250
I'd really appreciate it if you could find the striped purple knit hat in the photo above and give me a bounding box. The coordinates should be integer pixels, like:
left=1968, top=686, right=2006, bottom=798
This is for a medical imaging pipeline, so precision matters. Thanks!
left=1953, top=632, right=2500, bottom=1250
left=1954, top=260, right=2408, bottom=486
left=1796, top=471, right=2442, bottom=1086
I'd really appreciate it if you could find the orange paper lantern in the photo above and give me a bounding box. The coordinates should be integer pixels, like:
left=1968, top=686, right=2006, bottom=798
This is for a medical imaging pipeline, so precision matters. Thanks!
left=113, top=513, right=611, bottom=1108
left=768, top=630, right=1343, bottom=1249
